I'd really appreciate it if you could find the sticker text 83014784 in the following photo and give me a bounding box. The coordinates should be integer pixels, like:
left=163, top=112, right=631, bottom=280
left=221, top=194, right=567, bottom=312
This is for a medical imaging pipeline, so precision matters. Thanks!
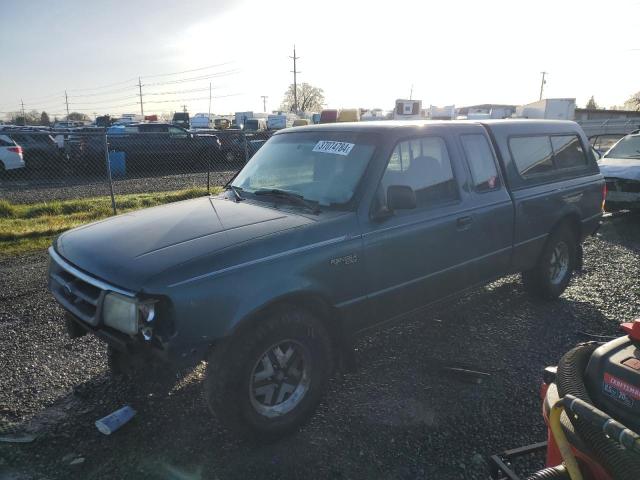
left=312, top=141, right=355, bottom=156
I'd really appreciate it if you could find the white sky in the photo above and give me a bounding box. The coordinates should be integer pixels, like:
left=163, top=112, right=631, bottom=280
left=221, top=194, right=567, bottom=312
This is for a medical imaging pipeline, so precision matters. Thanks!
left=2, top=0, right=639, bottom=119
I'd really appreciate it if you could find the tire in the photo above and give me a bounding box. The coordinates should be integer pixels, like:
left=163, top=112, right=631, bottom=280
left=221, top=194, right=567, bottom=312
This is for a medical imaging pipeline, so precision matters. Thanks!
left=203, top=307, right=333, bottom=441
left=522, top=225, right=577, bottom=299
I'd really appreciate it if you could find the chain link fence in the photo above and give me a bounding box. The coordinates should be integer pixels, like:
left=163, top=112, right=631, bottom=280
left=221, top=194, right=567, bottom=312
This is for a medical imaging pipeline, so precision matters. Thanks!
left=0, top=126, right=272, bottom=210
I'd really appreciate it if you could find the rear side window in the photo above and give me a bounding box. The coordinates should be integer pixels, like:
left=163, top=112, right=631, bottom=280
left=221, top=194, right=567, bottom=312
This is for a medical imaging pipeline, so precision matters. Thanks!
left=382, top=136, right=458, bottom=209
left=551, top=135, right=587, bottom=169
left=509, top=136, right=554, bottom=176
left=0, top=136, right=14, bottom=147
left=460, top=134, right=500, bottom=191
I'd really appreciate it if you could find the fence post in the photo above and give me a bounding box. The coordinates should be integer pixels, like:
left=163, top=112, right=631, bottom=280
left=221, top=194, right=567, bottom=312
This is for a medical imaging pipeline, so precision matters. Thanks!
left=103, top=132, right=117, bottom=215
left=206, top=144, right=211, bottom=194
left=243, top=131, right=249, bottom=164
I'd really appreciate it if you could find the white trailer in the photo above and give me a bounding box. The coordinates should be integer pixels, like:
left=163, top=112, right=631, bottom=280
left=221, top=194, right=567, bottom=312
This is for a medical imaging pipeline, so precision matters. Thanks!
left=516, top=99, right=576, bottom=120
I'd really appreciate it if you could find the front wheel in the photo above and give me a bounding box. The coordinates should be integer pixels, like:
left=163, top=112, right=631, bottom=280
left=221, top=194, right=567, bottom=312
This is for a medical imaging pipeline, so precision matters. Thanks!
left=204, top=307, right=333, bottom=440
left=522, top=225, right=577, bottom=299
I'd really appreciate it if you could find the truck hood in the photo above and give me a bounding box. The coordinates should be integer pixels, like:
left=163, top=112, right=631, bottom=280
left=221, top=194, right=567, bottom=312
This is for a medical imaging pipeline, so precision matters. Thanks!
left=56, top=196, right=314, bottom=290
left=599, top=157, right=640, bottom=182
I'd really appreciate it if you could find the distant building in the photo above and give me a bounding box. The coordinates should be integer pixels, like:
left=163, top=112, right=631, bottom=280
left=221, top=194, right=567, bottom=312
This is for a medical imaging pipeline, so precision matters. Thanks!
left=574, top=108, right=640, bottom=121
left=457, top=104, right=517, bottom=119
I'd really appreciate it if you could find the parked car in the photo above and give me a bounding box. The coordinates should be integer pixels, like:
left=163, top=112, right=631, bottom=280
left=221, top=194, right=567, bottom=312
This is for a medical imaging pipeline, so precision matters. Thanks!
left=243, top=118, right=268, bottom=132
left=0, top=134, right=25, bottom=174
left=598, top=132, right=640, bottom=211
left=48, top=120, right=603, bottom=440
left=589, top=133, right=627, bottom=155
left=5, top=130, right=62, bottom=173
left=172, top=112, right=190, bottom=129
left=66, top=123, right=220, bottom=175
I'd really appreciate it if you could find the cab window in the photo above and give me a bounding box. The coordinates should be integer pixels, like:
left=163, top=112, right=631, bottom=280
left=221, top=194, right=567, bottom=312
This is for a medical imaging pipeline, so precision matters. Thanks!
left=551, top=135, right=587, bottom=169
left=380, top=136, right=458, bottom=210
left=460, top=134, right=500, bottom=191
left=510, top=136, right=554, bottom=177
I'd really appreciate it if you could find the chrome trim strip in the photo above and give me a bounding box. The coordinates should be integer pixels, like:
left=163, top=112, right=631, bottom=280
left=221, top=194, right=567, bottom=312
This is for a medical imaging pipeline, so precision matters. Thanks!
left=48, top=247, right=135, bottom=297
left=169, top=235, right=354, bottom=288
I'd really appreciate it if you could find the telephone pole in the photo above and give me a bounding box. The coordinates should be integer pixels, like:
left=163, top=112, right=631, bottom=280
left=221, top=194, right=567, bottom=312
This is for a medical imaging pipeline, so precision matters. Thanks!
left=138, top=77, right=144, bottom=117
left=20, top=99, right=26, bottom=125
left=289, top=45, right=300, bottom=113
left=261, top=95, right=268, bottom=113
left=409, top=84, right=413, bottom=100
left=64, top=90, right=70, bottom=118
left=539, top=71, right=548, bottom=100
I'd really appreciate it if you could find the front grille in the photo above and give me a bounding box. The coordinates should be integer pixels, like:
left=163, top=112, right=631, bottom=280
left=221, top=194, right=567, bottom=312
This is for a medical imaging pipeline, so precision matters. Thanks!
left=48, top=249, right=110, bottom=326
left=49, top=268, right=102, bottom=325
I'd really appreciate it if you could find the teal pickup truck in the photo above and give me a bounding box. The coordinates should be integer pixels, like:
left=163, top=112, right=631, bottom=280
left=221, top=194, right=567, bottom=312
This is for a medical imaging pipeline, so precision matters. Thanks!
left=48, top=120, right=604, bottom=439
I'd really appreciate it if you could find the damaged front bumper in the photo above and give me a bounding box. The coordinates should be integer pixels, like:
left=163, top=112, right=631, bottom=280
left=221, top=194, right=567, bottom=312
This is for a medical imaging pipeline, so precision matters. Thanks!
left=605, top=177, right=640, bottom=210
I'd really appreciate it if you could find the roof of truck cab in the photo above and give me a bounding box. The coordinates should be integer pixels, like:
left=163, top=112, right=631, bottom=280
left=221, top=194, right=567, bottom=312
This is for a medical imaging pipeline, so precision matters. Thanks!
left=277, top=119, right=582, bottom=135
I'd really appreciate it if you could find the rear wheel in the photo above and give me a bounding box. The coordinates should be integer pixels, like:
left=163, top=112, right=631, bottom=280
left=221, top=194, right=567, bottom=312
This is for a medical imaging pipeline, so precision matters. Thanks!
left=204, top=307, right=333, bottom=440
left=522, top=225, right=577, bottom=299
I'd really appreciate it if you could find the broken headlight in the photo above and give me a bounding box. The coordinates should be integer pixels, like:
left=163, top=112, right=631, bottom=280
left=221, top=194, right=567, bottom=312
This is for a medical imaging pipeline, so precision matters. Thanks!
left=102, top=293, right=156, bottom=337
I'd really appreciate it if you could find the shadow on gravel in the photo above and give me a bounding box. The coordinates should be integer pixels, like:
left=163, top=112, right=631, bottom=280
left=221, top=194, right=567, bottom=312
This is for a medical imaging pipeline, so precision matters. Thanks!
left=1, top=273, right=619, bottom=480
left=598, top=212, right=640, bottom=252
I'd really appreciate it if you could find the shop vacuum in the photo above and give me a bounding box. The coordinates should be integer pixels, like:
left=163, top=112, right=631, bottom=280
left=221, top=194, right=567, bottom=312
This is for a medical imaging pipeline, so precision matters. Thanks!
left=490, top=319, right=640, bottom=480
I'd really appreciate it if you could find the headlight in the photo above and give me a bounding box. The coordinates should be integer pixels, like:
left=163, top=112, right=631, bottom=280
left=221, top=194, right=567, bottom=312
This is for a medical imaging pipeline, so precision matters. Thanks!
left=102, top=293, right=157, bottom=337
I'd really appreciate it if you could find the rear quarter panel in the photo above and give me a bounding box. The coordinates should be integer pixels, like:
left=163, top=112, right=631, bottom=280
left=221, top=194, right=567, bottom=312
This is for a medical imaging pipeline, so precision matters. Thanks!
left=484, top=121, right=603, bottom=272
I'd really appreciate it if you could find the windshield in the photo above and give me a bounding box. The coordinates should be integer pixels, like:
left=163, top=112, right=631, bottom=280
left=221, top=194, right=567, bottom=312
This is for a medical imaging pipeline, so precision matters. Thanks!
left=232, top=132, right=376, bottom=207
left=604, top=135, right=640, bottom=159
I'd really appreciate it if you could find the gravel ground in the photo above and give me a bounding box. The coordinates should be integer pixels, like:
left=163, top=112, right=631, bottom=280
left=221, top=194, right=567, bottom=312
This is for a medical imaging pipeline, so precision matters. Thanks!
left=0, top=169, right=238, bottom=204
left=0, top=214, right=638, bottom=480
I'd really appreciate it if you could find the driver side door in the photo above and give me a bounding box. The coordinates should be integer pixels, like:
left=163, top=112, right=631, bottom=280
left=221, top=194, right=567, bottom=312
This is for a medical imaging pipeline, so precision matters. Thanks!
left=359, top=134, right=471, bottom=328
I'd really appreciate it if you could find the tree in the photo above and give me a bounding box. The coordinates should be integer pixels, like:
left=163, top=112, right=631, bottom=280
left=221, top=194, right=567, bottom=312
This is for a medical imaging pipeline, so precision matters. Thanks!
left=623, top=91, right=640, bottom=111
left=40, top=111, right=50, bottom=126
left=585, top=96, right=599, bottom=109
left=66, top=112, right=91, bottom=122
left=279, top=83, right=325, bottom=113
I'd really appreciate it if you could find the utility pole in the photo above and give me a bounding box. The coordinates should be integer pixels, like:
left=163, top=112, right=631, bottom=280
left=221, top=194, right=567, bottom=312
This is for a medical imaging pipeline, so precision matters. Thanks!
left=539, top=71, right=548, bottom=101
left=409, top=84, right=413, bottom=100
left=64, top=90, right=70, bottom=119
left=261, top=95, right=268, bottom=113
left=289, top=45, right=300, bottom=113
left=138, top=77, right=144, bottom=117
left=20, top=99, right=26, bottom=125
left=182, top=104, right=188, bottom=114
left=208, top=82, right=212, bottom=121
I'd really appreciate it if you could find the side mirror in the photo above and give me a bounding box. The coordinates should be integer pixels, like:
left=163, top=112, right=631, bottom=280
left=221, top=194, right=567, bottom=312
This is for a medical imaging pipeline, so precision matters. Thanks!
left=387, top=185, right=416, bottom=210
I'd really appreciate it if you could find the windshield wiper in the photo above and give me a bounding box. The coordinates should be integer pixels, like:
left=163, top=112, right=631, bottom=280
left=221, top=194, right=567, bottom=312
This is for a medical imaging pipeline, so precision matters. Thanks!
left=254, top=188, right=320, bottom=214
left=225, top=185, right=244, bottom=202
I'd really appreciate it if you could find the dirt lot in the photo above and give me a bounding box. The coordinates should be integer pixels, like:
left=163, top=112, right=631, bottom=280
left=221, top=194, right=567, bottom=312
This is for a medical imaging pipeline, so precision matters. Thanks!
left=1, top=214, right=639, bottom=480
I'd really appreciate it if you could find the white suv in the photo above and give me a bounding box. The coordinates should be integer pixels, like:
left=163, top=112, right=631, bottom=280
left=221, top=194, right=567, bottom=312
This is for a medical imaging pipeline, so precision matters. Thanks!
left=0, top=134, right=25, bottom=172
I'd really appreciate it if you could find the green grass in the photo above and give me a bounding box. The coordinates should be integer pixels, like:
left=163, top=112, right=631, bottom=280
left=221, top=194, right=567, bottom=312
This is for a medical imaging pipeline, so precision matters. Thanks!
left=0, top=187, right=221, bottom=256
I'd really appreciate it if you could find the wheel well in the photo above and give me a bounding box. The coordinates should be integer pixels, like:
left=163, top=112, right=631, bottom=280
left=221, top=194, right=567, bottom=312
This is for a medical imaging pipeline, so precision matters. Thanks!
left=230, top=293, right=349, bottom=359
left=553, top=214, right=582, bottom=244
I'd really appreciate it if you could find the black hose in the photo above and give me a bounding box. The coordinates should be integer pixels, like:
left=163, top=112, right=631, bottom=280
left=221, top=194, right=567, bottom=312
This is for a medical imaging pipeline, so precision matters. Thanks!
left=526, top=465, right=569, bottom=480
left=556, top=343, right=640, bottom=480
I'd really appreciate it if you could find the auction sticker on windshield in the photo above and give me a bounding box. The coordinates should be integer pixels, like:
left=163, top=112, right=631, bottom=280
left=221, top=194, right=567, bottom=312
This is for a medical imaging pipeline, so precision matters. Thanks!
left=313, top=140, right=355, bottom=156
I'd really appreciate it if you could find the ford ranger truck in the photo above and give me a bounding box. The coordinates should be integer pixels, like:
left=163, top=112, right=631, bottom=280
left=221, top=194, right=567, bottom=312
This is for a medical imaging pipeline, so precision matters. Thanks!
left=48, top=120, right=604, bottom=439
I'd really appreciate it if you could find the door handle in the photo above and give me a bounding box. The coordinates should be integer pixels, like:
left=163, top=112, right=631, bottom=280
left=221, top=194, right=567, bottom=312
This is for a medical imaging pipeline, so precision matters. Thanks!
left=456, top=216, right=473, bottom=230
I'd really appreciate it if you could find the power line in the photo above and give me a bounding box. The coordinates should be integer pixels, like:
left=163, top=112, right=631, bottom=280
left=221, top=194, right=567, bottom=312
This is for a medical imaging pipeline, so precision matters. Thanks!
left=143, top=85, right=227, bottom=96
left=140, top=62, right=234, bottom=79
left=67, top=95, right=139, bottom=106
left=142, top=69, right=240, bottom=87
